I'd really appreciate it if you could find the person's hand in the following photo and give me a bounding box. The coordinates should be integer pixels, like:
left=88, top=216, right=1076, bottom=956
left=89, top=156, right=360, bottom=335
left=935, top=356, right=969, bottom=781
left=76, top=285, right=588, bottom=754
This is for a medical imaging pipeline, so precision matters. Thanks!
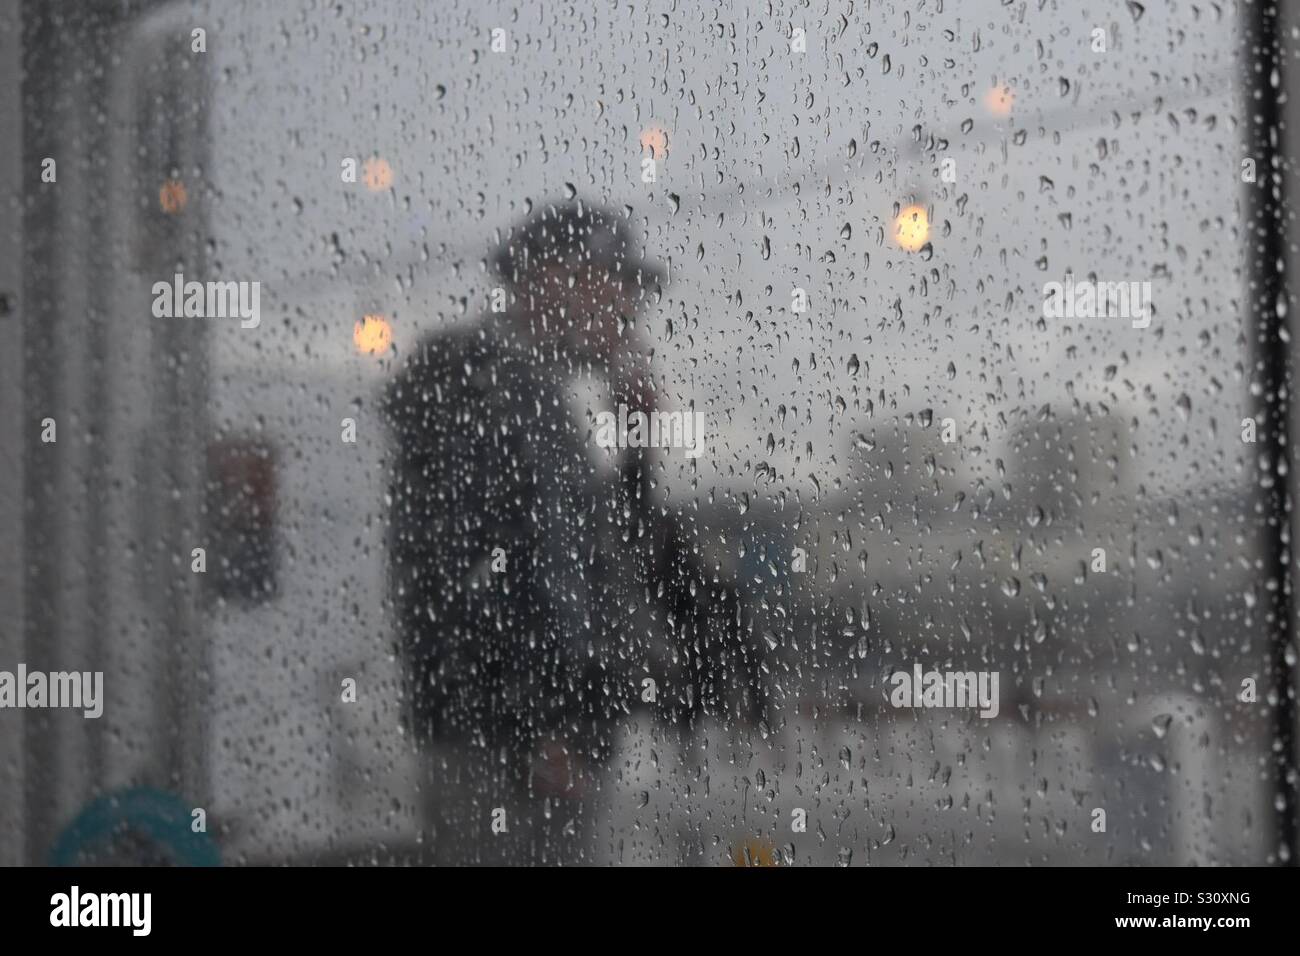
left=531, top=740, right=588, bottom=799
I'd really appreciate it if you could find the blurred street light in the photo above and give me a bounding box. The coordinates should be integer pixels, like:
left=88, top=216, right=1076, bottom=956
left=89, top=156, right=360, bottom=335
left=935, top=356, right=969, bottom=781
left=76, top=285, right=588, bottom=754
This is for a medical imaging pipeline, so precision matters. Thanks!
left=354, top=314, right=393, bottom=355
left=362, top=156, right=394, bottom=192
left=893, top=203, right=930, bottom=252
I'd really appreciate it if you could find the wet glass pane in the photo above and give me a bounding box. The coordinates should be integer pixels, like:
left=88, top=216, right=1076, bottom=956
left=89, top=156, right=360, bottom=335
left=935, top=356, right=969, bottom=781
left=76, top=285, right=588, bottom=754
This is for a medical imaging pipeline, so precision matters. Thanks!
left=1, top=0, right=1296, bottom=868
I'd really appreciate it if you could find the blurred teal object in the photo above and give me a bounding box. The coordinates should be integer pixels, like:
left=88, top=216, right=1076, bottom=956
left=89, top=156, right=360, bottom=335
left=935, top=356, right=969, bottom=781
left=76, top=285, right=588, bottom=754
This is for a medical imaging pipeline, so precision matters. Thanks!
left=50, top=786, right=221, bottom=866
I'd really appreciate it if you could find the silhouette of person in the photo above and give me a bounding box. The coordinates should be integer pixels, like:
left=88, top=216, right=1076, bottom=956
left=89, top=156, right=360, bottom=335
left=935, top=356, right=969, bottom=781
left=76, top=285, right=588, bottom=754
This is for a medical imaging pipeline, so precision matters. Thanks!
left=382, top=199, right=760, bottom=863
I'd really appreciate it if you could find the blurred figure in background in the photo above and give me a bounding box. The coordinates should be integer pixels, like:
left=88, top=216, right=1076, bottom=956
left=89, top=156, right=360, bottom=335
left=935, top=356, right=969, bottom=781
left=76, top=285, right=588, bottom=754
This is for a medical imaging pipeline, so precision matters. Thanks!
left=382, top=199, right=762, bottom=864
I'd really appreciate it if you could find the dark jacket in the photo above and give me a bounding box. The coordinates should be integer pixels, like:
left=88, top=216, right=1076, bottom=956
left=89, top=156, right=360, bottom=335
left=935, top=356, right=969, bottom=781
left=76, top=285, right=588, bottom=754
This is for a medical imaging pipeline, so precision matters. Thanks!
left=382, top=318, right=756, bottom=761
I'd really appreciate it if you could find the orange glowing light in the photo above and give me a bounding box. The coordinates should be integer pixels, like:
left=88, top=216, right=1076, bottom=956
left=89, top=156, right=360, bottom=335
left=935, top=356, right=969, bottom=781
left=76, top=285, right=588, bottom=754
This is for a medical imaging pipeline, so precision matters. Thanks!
left=983, top=84, right=1014, bottom=117
left=893, top=204, right=930, bottom=252
left=639, top=125, right=669, bottom=158
left=362, top=157, right=394, bottom=192
left=159, top=178, right=188, bottom=214
left=354, top=314, right=393, bottom=355
left=731, top=839, right=778, bottom=867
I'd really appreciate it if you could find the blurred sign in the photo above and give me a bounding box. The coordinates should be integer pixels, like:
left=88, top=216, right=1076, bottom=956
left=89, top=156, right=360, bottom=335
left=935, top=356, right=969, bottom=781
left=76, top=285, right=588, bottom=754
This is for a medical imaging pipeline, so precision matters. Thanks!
left=205, top=437, right=278, bottom=605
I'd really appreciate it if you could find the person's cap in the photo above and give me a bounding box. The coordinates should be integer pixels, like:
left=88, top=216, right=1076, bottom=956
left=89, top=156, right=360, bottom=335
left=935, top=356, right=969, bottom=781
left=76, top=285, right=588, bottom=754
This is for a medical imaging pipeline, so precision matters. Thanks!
left=490, top=199, right=667, bottom=289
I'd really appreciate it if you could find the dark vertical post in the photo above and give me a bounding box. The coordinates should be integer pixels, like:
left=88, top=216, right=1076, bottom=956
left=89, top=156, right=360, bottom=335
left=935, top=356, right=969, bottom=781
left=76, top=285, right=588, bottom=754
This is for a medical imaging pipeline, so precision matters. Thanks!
left=20, top=0, right=66, bottom=867
left=1242, top=0, right=1298, bottom=864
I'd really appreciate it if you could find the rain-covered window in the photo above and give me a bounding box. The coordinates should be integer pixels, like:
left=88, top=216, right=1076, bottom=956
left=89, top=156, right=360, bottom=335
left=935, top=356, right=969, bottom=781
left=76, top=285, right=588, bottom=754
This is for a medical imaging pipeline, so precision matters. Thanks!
left=1, top=0, right=1296, bottom=869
